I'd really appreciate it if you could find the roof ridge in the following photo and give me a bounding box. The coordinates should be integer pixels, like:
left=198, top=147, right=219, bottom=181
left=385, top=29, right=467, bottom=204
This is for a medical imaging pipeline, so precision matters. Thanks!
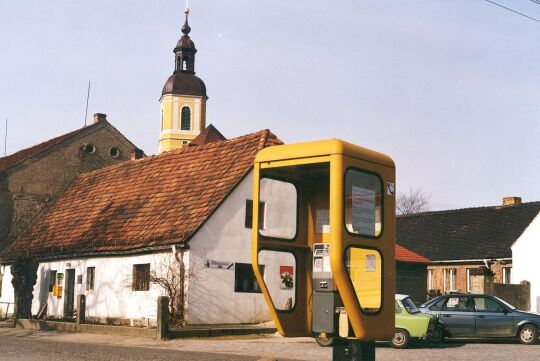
left=74, top=129, right=275, bottom=181
left=257, top=129, right=270, bottom=150
left=397, top=201, right=540, bottom=218
left=0, top=121, right=104, bottom=173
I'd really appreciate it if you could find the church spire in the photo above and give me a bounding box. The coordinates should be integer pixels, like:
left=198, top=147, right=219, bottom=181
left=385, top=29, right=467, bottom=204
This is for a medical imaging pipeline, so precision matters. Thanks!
left=174, top=5, right=197, bottom=74
left=159, top=1, right=208, bottom=153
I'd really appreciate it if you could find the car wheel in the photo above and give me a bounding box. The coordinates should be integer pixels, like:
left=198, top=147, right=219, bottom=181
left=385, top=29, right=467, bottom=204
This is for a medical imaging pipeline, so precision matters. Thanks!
left=519, top=324, right=538, bottom=345
left=316, top=334, right=335, bottom=347
left=391, top=328, right=410, bottom=349
left=428, top=325, right=444, bottom=343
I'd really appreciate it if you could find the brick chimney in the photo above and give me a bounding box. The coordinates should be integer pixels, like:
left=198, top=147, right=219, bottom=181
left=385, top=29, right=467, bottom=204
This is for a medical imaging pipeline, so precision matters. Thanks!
left=502, top=196, right=522, bottom=206
left=130, top=148, right=144, bottom=160
left=93, top=113, right=107, bottom=123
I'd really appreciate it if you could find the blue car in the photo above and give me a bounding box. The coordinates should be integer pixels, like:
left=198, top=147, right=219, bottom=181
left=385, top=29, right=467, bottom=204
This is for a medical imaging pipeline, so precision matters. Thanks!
left=418, top=294, right=540, bottom=345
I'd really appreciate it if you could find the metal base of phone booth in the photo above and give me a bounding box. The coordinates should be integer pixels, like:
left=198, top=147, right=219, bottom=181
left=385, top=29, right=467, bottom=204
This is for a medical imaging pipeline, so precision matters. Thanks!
left=333, top=339, right=375, bottom=361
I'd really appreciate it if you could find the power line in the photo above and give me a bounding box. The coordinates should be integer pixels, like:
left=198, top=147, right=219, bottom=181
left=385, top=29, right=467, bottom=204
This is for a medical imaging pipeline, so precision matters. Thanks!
left=483, top=0, right=540, bottom=23
left=528, top=0, right=540, bottom=7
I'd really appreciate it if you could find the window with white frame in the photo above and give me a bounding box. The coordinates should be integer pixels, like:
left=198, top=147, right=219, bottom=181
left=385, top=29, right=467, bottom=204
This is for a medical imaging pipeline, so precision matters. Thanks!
left=466, top=268, right=475, bottom=293
left=427, top=269, right=434, bottom=291
left=48, top=270, right=57, bottom=293
left=444, top=268, right=457, bottom=293
left=86, top=267, right=95, bottom=291
left=502, top=267, right=512, bottom=284
left=180, top=107, right=191, bottom=130
left=133, top=264, right=150, bottom=291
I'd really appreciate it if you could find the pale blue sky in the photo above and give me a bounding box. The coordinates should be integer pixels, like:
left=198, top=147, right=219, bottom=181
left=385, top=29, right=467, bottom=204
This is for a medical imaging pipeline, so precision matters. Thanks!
left=0, top=0, right=539, bottom=210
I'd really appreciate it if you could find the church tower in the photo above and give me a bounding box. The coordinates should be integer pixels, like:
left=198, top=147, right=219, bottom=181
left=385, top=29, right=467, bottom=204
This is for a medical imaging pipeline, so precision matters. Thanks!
left=159, top=5, right=207, bottom=153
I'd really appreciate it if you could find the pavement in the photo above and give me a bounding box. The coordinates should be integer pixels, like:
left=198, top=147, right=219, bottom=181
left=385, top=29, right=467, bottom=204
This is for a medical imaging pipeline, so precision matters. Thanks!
left=1, top=327, right=539, bottom=361
left=5, top=318, right=277, bottom=339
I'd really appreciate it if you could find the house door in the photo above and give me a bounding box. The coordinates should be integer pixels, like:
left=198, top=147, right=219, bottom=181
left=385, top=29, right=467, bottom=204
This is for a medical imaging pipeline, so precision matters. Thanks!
left=63, top=269, right=76, bottom=318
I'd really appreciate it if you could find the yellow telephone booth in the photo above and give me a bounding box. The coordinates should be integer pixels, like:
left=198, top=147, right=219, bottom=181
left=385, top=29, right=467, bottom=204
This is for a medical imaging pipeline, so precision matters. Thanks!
left=251, top=139, right=396, bottom=350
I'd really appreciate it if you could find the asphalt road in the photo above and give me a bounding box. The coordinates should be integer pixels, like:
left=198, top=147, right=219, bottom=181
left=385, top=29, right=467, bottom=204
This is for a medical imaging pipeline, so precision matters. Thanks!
left=1, top=328, right=539, bottom=361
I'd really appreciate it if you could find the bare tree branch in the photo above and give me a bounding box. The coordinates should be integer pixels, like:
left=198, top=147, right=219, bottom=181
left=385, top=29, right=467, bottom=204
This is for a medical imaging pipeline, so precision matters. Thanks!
left=396, top=188, right=431, bottom=215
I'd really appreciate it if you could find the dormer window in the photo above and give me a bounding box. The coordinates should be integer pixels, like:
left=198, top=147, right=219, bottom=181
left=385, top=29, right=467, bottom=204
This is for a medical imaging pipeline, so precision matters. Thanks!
left=181, top=106, right=191, bottom=130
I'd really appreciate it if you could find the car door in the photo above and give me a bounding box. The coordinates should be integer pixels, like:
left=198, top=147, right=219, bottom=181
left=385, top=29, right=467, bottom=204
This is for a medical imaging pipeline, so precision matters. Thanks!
left=439, top=296, right=476, bottom=337
left=473, top=296, right=514, bottom=336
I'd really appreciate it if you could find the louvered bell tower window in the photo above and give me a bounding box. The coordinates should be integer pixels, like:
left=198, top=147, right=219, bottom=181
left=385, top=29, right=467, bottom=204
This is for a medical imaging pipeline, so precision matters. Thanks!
left=181, top=106, right=191, bottom=130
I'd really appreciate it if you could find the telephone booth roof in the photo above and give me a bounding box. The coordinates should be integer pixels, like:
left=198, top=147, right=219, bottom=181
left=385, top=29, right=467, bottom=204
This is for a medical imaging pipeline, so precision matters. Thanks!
left=254, top=139, right=394, bottom=168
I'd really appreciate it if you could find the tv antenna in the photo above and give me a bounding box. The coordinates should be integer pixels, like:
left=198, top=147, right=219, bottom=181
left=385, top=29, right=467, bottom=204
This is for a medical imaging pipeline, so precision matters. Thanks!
left=84, top=80, right=91, bottom=126
left=3, top=118, right=7, bottom=157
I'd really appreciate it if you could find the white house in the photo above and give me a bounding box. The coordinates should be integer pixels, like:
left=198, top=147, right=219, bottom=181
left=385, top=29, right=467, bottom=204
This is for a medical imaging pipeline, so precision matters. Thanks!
left=0, top=129, right=285, bottom=325
left=512, top=212, right=540, bottom=313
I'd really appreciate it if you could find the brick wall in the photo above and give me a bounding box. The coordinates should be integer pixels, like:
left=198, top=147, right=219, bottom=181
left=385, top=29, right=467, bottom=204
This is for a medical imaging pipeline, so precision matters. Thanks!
left=396, top=262, right=428, bottom=303
left=0, top=124, right=135, bottom=251
left=427, top=261, right=512, bottom=295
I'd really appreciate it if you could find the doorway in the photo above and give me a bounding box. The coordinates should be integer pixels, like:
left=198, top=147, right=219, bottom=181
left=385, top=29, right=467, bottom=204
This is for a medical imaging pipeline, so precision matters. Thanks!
left=63, top=269, right=76, bottom=318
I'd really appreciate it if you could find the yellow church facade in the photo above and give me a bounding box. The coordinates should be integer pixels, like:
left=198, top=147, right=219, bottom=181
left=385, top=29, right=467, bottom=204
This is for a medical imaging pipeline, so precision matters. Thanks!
left=159, top=95, right=207, bottom=152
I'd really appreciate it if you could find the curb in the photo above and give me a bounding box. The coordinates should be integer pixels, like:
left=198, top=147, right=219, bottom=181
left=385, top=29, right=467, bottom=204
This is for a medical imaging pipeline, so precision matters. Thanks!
left=168, top=326, right=277, bottom=339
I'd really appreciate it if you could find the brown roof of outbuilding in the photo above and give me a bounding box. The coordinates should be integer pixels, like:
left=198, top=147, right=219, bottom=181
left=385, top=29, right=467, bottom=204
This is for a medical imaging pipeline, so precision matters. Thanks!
left=189, top=124, right=226, bottom=146
left=1, top=130, right=282, bottom=261
left=397, top=201, right=540, bottom=262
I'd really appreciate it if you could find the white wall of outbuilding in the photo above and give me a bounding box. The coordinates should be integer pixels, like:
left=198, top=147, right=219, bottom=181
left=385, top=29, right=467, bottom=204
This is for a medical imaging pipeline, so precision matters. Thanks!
left=512, top=212, right=540, bottom=313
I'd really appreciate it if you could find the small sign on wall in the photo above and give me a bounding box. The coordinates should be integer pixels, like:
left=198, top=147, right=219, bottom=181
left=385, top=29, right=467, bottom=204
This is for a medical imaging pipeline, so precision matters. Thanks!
left=204, top=260, right=234, bottom=270
left=53, top=285, right=63, bottom=298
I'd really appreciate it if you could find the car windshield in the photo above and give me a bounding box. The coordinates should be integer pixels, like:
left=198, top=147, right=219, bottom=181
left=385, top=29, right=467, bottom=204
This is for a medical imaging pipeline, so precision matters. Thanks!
left=493, top=296, right=516, bottom=310
left=420, top=295, right=443, bottom=308
left=402, top=297, right=420, bottom=314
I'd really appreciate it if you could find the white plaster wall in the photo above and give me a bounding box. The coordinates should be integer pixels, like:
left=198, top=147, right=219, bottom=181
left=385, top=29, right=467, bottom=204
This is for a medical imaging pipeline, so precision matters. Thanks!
left=31, top=252, right=187, bottom=324
left=0, top=265, right=14, bottom=317
left=187, top=171, right=276, bottom=324
left=511, top=212, right=540, bottom=312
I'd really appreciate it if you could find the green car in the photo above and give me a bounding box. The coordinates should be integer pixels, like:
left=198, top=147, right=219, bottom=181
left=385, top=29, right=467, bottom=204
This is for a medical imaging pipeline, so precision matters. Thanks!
left=316, top=294, right=443, bottom=349
left=392, top=294, right=443, bottom=348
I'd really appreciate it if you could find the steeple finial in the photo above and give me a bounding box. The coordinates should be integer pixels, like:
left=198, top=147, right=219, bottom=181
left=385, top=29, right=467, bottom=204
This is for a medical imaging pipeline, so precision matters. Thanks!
left=182, top=0, right=191, bottom=36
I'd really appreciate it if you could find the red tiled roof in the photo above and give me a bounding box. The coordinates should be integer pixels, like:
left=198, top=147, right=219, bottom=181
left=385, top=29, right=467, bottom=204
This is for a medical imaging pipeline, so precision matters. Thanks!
left=0, top=127, right=85, bottom=172
left=396, top=244, right=431, bottom=264
left=1, top=129, right=282, bottom=261
left=189, top=124, right=226, bottom=146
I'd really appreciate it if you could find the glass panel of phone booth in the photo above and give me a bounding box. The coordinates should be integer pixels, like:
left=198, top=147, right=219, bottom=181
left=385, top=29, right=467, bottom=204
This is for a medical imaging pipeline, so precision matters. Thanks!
left=257, top=250, right=296, bottom=311
left=345, top=247, right=382, bottom=314
left=259, top=178, right=297, bottom=239
left=344, top=169, right=383, bottom=237
left=255, top=162, right=330, bottom=336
